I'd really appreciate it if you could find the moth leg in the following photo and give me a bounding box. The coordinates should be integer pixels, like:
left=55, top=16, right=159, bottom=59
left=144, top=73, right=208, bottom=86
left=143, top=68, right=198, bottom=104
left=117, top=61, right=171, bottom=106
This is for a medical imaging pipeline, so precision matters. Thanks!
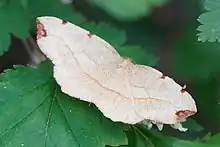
left=88, top=102, right=92, bottom=107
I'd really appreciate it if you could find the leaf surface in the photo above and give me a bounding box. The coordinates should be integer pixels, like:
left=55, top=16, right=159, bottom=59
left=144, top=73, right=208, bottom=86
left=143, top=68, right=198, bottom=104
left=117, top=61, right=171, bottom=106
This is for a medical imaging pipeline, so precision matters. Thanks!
left=0, top=0, right=30, bottom=55
left=0, top=62, right=128, bottom=147
left=118, top=45, right=158, bottom=66
left=174, top=24, right=220, bottom=79
left=130, top=126, right=220, bottom=147
left=197, top=0, right=220, bottom=42
left=87, top=0, right=169, bottom=20
left=28, top=0, right=86, bottom=25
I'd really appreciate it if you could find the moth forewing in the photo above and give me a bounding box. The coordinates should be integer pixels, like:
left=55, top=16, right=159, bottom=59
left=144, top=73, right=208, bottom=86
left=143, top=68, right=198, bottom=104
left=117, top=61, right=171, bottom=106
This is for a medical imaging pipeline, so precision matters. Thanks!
left=36, top=16, right=197, bottom=132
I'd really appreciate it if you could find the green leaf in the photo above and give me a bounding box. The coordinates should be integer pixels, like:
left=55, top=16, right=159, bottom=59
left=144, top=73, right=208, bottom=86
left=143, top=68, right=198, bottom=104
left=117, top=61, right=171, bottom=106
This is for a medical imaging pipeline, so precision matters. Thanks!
left=204, top=133, right=220, bottom=144
left=191, top=79, right=220, bottom=129
left=182, top=118, right=204, bottom=132
left=205, top=0, right=220, bottom=10
left=28, top=0, right=86, bottom=25
left=132, top=127, right=155, bottom=147
left=82, top=22, right=126, bottom=47
left=0, top=0, right=30, bottom=55
left=87, top=0, right=169, bottom=21
left=0, top=62, right=128, bottom=147
left=0, top=0, right=31, bottom=38
left=82, top=23, right=157, bottom=66
left=133, top=126, right=220, bottom=147
left=0, top=0, right=87, bottom=56
left=174, top=24, right=220, bottom=80
left=197, top=0, right=220, bottom=42
left=0, top=32, right=10, bottom=56
left=118, top=45, right=158, bottom=66
left=121, top=127, right=155, bottom=147
left=0, top=0, right=8, bottom=7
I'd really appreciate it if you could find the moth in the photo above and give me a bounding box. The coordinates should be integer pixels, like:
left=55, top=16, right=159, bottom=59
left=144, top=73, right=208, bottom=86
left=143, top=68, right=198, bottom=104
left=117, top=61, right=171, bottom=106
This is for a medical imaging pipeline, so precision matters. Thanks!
left=36, top=16, right=197, bottom=132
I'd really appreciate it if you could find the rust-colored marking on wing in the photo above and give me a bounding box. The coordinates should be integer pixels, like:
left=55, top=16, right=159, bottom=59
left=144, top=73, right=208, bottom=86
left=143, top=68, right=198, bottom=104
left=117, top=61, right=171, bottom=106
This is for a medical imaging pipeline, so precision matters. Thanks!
left=87, top=33, right=93, bottom=38
left=62, top=19, right=67, bottom=24
left=36, top=19, right=47, bottom=39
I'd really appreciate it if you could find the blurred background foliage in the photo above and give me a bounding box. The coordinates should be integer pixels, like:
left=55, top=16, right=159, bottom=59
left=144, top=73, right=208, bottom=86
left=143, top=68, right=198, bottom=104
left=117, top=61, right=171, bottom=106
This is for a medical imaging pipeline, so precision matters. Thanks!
left=1, top=0, right=220, bottom=146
